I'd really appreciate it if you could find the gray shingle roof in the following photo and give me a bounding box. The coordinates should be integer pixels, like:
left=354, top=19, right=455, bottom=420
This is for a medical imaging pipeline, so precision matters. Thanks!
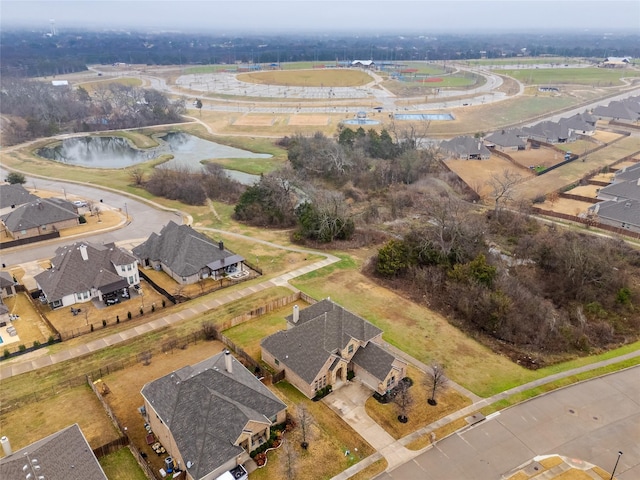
left=351, top=342, right=397, bottom=382
left=0, top=271, right=14, bottom=289
left=141, top=352, right=286, bottom=480
left=593, top=100, right=640, bottom=121
left=1, top=198, right=78, bottom=232
left=597, top=179, right=640, bottom=202
left=592, top=199, right=640, bottom=227
left=440, top=136, right=491, bottom=157
left=0, top=424, right=108, bottom=480
left=484, top=130, right=526, bottom=148
left=613, top=163, right=640, bottom=183
left=0, top=184, right=39, bottom=209
left=264, top=299, right=383, bottom=384
left=523, top=121, right=572, bottom=142
left=132, top=221, right=243, bottom=277
left=35, top=241, right=136, bottom=301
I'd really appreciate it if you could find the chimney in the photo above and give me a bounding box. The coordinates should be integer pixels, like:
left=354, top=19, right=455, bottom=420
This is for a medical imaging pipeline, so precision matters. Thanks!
left=293, top=305, right=299, bottom=324
left=224, top=349, right=232, bottom=374
left=1, top=436, right=11, bottom=456
left=218, top=241, right=224, bottom=251
left=79, top=244, right=89, bottom=261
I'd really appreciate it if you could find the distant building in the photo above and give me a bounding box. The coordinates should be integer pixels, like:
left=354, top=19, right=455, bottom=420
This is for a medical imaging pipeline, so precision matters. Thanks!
left=351, top=60, right=375, bottom=68
left=600, top=57, right=632, bottom=68
left=440, top=136, right=491, bottom=160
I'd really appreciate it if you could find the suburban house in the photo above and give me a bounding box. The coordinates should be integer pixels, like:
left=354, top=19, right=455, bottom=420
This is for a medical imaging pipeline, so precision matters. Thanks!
left=0, top=198, right=79, bottom=240
left=0, top=271, right=17, bottom=298
left=597, top=178, right=640, bottom=203
left=522, top=120, right=575, bottom=144
left=261, top=299, right=408, bottom=399
left=484, top=129, right=527, bottom=151
left=132, top=221, right=245, bottom=285
left=559, top=113, right=597, bottom=136
left=141, top=350, right=287, bottom=480
left=593, top=98, right=640, bottom=123
left=589, top=199, right=640, bottom=234
left=0, top=184, right=39, bottom=216
left=0, top=424, right=108, bottom=480
left=440, top=136, right=491, bottom=160
left=35, top=241, right=139, bottom=309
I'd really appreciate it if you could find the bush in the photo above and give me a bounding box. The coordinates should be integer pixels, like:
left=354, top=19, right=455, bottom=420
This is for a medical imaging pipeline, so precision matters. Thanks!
left=48, top=335, right=55, bottom=344
left=78, top=215, right=87, bottom=224
left=139, top=307, right=144, bottom=316
left=102, top=319, right=107, bottom=327
left=3, top=349, right=10, bottom=358
left=313, top=384, right=333, bottom=401
left=347, top=370, right=355, bottom=381
left=151, top=304, right=155, bottom=313
left=18, top=344, right=26, bottom=352
left=162, top=299, right=166, bottom=308
left=33, top=340, right=41, bottom=348
left=127, top=311, right=132, bottom=320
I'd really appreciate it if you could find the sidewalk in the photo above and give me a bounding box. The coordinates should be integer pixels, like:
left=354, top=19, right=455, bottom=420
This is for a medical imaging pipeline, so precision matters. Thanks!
left=330, top=348, right=640, bottom=479
left=0, top=249, right=339, bottom=380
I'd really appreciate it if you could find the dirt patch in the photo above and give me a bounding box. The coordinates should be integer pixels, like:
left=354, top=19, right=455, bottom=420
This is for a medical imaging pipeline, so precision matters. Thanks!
left=232, top=115, right=276, bottom=126
left=446, top=157, right=534, bottom=198
left=287, top=115, right=330, bottom=126
left=509, top=147, right=563, bottom=169
left=536, top=197, right=595, bottom=215
left=565, top=184, right=599, bottom=198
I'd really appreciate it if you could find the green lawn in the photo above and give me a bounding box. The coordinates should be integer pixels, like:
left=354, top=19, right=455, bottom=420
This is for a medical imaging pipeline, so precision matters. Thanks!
left=495, top=67, right=640, bottom=86
left=223, top=307, right=293, bottom=359
left=99, top=448, right=148, bottom=480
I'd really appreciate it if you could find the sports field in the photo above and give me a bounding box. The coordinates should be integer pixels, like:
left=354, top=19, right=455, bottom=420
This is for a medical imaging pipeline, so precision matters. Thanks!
left=495, top=67, right=640, bottom=86
left=237, top=69, right=372, bottom=87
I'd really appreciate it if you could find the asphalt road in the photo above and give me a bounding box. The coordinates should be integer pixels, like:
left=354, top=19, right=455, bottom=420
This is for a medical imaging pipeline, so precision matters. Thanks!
left=375, top=366, right=640, bottom=480
left=0, top=168, right=182, bottom=266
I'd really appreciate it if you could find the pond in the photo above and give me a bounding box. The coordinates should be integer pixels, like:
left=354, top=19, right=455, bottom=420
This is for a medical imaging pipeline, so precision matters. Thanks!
left=341, top=119, right=380, bottom=125
left=36, top=132, right=270, bottom=184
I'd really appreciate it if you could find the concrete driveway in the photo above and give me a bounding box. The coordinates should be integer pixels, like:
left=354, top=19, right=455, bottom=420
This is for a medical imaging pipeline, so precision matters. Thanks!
left=323, top=381, right=418, bottom=470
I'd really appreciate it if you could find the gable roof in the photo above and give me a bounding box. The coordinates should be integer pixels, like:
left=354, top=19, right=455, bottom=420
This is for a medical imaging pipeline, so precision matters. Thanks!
left=141, top=352, right=286, bottom=480
left=440, top=136, right=491, bottom=157
left=1, top=198, right=78, bottom=232
left=613, top=162, right=640, bottom=183
left=132, top=221, right=242, bottom=277
left=0, top=271, right=15, bottom=289
left=559, top=114, right=595, bottom=133
left=0, top=424, right=108, bottom=480
left=35, top=241, right=136, bottom=301
left=597, top=178, right=640, bottom=202
left=591, top=199, right=640, bottom=227
left=263, top=299, right=382, bottom=384
left=523, top=120, right=571, bottom=141
left=484, top=129, right=526, bottom=148
left=593, top=100, right=640, bottom=121
left=0, top=184, right=39, bottom=209
left=351, top=341, right=399, bottom=382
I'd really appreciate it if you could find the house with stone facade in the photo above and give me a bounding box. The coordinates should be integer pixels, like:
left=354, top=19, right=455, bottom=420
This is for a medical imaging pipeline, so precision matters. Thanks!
left=261, top=299, right=407, bottom=399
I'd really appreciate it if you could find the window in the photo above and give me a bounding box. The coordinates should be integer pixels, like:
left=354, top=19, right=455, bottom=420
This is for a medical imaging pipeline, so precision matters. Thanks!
left=348, top=344, right=354, bottom=354
left=275, top=358, right=280, bottom=366
left=129, top=276, right=134, bottom=284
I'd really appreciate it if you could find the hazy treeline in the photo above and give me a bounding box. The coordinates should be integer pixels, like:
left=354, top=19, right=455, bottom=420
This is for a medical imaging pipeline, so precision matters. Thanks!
left=0, top=78, right=185, bottom=144
left=2, top=29, right=638, bottom=77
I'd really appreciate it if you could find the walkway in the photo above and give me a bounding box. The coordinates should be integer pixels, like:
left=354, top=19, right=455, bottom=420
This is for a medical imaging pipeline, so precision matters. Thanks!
left=330, top=349, right=640, bottom=480
left=0, top=248, right=339, bottom=380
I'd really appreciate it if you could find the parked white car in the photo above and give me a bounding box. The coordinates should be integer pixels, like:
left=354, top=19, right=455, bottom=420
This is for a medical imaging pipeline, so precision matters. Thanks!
left=72, top=200, right=88, bottom=208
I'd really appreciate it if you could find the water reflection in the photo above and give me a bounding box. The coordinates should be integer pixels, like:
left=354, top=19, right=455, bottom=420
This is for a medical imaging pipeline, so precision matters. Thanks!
left=36, top=132, right=269, bottom=185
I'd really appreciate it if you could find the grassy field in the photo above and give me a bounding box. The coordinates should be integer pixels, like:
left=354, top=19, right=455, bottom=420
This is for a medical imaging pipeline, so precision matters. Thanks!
left=99, top=448, right=147, bottom=480
left=465, top=57, right=585, bottom=66
left=495, top=67, right=640, bottom=86
left=78, top=77, right=143, bottom=92
left=236, top=69, right=373, bottom=87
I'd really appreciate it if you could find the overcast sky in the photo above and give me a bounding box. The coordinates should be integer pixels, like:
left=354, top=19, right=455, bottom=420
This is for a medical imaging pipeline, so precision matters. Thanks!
left=2, top=0, right=639, bottom=34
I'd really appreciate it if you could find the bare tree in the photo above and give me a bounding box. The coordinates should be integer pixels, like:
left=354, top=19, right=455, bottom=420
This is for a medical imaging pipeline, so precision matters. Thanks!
left=393, top=379, right=413, bottom=423
left=129, top=167, right=146, bottom=186
left=426, top=363, right=448, bottom=406
left=487, top=169, right=522, bottom=216
left=297, top=405, right=313, bottom=449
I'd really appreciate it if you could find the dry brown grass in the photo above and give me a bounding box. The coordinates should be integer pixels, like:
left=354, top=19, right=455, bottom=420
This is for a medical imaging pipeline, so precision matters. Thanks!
left=0, top=385, right=120, bottom=453
left=1, top=291, right=52, bottom=348
left=535, top=197, right=595, bottom=216
left=565, top=184, right=600, bottom=198
left=236, top=69, right=372, bottom=87
left=592, top=130, right=624, bottom=143
left=348, top=458, right=388, bottom=480
left=364, top=366, right=471, bottom=440
left=404, top=417, right=469, bottom=450
left=509, top=147, right=564, bottom=169
left=232, top=115, right=275, bottom=126
left=287, top=114, right=330, bottom=126
left=59, top=209, right=123, bottom=237
left=505, top=455, right=614, bottom=480
left=445, top=157, right=533, bottom=198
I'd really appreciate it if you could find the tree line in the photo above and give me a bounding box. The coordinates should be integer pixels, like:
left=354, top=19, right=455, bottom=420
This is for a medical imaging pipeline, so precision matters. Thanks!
left=0, top=78, right=185, bottom=145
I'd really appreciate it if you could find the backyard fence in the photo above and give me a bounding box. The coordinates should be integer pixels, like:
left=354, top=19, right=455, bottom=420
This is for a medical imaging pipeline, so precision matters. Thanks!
left=0, top=231, right=60, bottom=250
left=138, top=269, right=176, bottom=304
